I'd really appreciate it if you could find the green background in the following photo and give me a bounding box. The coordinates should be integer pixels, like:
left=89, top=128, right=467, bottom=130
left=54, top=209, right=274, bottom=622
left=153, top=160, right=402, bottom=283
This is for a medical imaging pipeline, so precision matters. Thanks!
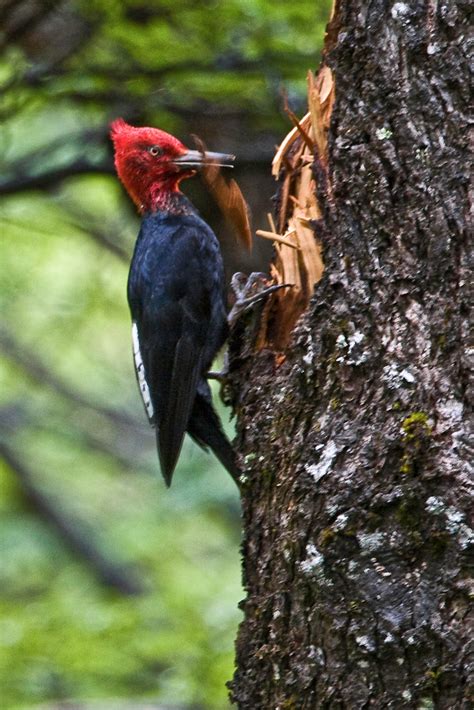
left=0, top=1, right=330, bottom=707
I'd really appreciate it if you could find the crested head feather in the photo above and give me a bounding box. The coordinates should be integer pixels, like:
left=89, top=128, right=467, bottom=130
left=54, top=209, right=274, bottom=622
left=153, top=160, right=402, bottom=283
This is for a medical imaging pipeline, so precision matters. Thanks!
left=109, top=117, right=129, bottom=136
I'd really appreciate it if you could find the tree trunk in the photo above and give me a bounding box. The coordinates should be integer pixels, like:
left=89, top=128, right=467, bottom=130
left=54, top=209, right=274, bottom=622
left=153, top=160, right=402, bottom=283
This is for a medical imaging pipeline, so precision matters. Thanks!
left=229, top=0, right=472, bottom=707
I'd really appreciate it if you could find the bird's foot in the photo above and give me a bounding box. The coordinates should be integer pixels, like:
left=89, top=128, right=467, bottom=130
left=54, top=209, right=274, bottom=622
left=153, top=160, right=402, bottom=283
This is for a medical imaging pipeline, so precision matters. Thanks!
left=207, top=274, right=292, bottom=402
left=207, top=355, right=233, bottom=405
left=207, top=364, right=228, bottom=383
left=227, top=272, right=292, bottom=328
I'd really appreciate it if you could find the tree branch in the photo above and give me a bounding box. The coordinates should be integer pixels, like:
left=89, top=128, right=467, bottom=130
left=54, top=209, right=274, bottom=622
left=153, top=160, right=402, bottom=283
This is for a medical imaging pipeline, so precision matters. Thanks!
left=0, top=399, right=151, bottom=475
left=0, top=440, right=145, bottom=596
left=0, top=327, right=144, bottom=432
left=0, top=159, right=114, bottom=196
left=0, top=0, right=63, bottom=48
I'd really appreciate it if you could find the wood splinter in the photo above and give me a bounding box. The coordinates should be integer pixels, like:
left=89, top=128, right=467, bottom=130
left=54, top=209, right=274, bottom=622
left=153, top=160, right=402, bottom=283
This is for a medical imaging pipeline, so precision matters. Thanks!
left=256, top=229, right=301, bottom=250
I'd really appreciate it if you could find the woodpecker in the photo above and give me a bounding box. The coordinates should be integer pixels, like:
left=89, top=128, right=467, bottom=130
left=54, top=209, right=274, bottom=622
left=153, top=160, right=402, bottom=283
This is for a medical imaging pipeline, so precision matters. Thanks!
left=110, top=118, right=240, bottom=487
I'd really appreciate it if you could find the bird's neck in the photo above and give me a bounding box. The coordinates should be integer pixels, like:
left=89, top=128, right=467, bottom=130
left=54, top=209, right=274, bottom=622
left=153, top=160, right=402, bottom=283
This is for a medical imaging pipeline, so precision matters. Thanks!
left=139, top=183, right=194, bottom=216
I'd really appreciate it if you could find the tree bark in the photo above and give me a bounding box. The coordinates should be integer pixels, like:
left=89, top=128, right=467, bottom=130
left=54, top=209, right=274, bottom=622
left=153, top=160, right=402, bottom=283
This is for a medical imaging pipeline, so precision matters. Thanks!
left=229, top=0, right=472, bottom=707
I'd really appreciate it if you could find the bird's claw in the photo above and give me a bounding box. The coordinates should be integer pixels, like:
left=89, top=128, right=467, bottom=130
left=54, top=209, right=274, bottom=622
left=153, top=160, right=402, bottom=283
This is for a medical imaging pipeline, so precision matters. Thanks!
left=207, top=356, right=234, bottom=405
left=207, top=369, right=227, bottom=382
left=208, top=273, right=292, bottom=402
left=227, top=272, right=293, bottom=327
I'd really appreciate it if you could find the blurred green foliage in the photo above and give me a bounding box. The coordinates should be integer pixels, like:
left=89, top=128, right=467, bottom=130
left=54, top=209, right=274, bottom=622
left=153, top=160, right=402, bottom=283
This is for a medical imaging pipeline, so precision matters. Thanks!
left=0, top=1, right=330, bottom=707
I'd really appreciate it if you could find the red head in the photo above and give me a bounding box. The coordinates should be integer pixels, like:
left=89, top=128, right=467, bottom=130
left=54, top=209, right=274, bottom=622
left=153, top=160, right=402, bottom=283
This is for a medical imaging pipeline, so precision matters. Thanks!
left=110, top=118, right=234, bottom=213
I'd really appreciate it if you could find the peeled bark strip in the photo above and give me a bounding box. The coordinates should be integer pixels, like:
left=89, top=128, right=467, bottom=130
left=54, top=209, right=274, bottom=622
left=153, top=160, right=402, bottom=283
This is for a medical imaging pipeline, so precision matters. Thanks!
left=229, top=0, right=472, bottom=707
left=255, top=68, right=333, bottom=350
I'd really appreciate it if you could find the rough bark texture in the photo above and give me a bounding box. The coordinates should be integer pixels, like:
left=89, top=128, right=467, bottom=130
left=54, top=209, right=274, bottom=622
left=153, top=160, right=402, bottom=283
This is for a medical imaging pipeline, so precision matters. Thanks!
left=228, top=0, right=472, bottom=707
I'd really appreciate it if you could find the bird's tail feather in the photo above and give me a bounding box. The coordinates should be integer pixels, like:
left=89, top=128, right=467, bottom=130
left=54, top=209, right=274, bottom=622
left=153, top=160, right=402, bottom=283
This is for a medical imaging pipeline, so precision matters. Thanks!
left=188, top=393, right=240, bottom=486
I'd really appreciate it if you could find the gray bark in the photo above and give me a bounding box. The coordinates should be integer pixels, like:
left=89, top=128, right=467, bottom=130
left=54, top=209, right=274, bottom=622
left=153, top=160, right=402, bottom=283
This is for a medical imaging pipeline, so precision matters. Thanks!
left=228, top=0, right=472, bottom=707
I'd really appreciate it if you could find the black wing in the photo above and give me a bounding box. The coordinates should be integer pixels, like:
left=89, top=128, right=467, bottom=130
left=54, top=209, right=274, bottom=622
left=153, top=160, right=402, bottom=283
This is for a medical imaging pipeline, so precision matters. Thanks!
left=128, top=217, right=219, bottom=485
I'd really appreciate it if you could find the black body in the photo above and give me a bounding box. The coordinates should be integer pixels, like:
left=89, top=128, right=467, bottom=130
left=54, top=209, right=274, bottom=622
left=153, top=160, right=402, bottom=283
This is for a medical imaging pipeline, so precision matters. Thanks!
left=127, top=193, right=238, bottom=486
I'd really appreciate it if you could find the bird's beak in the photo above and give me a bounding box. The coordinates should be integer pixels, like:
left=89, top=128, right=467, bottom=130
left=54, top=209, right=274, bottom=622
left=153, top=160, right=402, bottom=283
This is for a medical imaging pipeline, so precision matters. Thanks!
left=173, top=150, right=235, bottom=169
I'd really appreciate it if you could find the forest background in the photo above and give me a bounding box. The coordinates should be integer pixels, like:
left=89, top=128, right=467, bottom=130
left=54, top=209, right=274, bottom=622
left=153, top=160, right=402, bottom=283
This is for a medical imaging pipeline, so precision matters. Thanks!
left=0, top=1, right=331, bottom=708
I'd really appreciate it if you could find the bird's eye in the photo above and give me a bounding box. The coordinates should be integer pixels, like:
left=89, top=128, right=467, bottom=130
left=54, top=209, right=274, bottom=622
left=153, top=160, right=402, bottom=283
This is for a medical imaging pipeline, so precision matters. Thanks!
left=149, top=145, right=162, bottom=156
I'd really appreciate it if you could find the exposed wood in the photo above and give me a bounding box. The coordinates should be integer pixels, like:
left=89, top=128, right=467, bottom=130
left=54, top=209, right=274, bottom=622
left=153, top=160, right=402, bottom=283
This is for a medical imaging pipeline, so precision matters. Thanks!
left=193, top=134, right=253, bottom=252
left=256, top=229, right=301, bottom=250
left=256, top=65, right=334, bottom=350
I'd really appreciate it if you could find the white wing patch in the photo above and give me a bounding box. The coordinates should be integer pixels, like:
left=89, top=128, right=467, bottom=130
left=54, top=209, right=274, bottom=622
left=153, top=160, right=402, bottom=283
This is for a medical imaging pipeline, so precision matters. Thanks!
left=132, top=322, right=154, bottom=421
